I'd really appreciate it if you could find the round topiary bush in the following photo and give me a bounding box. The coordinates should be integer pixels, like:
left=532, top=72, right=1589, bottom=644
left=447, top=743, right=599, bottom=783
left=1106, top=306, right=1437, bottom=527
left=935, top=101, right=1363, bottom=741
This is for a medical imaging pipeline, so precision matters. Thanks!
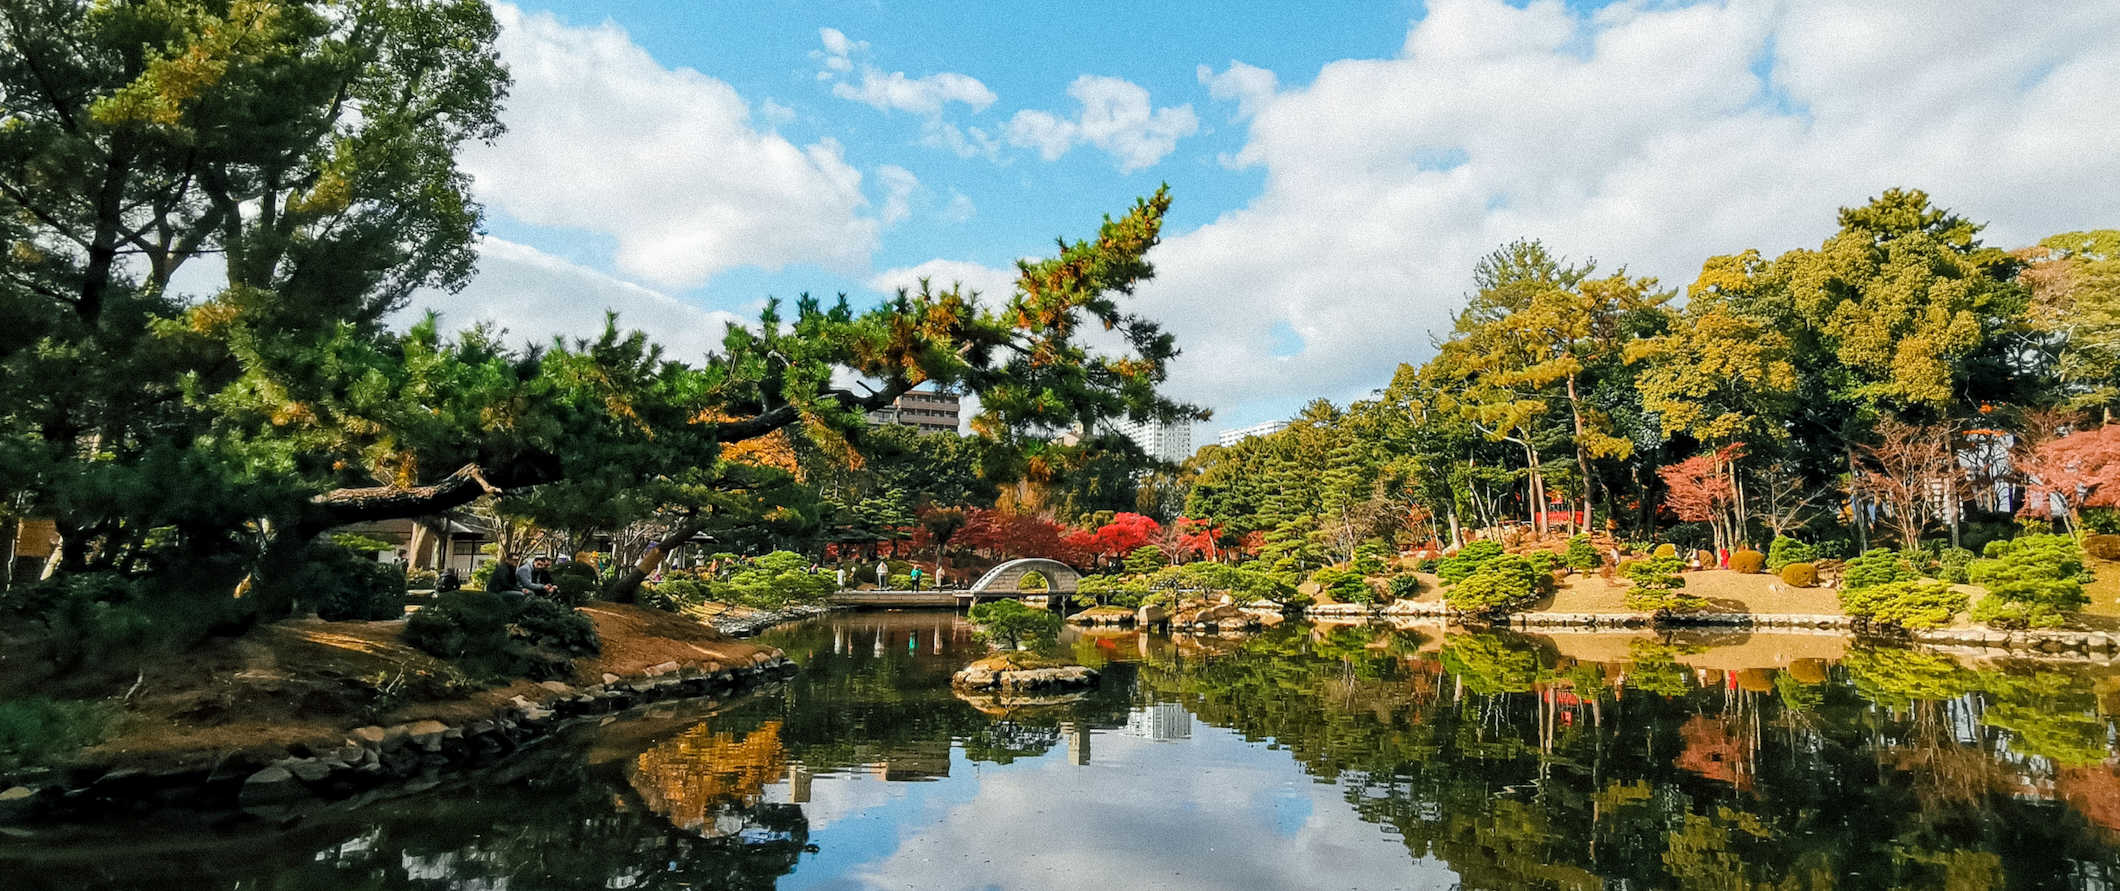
left=1780, top=562, right=1818, bottom=588
left=2086, top=533, right=2120, bottom=561
left=1839, top=579, right=1966, bottom=630
left=1729, top=548, right=1766, bottom=574
left=1652, top=543, right=1677, bottom=559
left=549, top=561, right=600, bottom=605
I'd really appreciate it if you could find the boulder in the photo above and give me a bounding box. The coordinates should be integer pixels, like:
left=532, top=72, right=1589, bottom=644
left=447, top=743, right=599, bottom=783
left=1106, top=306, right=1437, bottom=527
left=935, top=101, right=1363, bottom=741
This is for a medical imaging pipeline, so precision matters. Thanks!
left=0, top=786, right=37, bottom=821
left=239, top=766, right=306, bottom=806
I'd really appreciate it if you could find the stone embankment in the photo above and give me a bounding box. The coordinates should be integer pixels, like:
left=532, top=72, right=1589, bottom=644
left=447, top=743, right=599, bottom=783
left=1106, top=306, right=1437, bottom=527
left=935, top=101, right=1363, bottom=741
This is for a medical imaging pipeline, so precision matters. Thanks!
left=0, top=652, right=798, bottom=823
left=707, top=602, right=838, bottom=637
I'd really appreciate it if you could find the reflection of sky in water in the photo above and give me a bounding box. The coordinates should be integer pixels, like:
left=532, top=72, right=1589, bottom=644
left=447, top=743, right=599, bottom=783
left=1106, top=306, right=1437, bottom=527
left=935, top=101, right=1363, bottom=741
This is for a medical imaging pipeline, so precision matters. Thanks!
left=762, top=704, right=1455, bottom=891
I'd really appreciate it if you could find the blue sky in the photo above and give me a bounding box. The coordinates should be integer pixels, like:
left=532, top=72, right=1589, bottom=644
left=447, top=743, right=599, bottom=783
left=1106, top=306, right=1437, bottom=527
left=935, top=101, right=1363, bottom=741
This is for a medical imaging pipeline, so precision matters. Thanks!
left=421, top=0, right=2120, bottom=440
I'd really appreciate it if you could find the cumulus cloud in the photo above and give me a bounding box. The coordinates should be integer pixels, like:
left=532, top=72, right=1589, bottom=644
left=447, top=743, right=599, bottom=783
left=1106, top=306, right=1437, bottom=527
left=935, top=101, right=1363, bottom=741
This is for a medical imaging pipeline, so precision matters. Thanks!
left=1140, top=0, right=2120, bottom=426
left=1006, top=75, right=1199, bottom=172
left=402, top=237, right=742, bottom=363
left=875, top=164, right=920, bottom=225
left=463, top=5, right=881, bottom=290
left=816, top=28, right=996, bottom=116
left=1197, top=61, right=1277, bottom=119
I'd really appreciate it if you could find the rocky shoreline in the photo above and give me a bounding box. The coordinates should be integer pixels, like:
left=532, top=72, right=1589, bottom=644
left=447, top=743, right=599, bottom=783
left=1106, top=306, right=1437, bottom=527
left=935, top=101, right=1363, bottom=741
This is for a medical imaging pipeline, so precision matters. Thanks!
left=0, top=652, right=799, bottom=825
left=709, top=602, right=841, bottom=637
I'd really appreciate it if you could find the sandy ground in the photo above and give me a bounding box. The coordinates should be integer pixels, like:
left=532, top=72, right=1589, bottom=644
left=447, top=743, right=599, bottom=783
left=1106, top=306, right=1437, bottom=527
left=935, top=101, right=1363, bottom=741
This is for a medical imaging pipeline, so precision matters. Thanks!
left=38, top=604, right=775, bottom=771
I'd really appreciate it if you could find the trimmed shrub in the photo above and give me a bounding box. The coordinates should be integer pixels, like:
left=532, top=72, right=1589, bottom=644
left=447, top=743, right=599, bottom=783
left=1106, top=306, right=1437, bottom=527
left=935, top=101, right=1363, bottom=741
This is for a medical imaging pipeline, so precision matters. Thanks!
left=1124, top=546, right=1166, bottom=575
left=1564, top=534, right=1601, bottom=571
left=1436, top=541, right=1505, bottom=585
left=1018, top=570, right=1050, bottom=591
left=404, top=590, right=598, bottom=679
left=1968, top=534, right=2089, bottom=629
left=404, top=590, right=512, bottom=660
left=1526, top=550, right=1563, bottom=575
left=2085, top=533, right=2120, bottom=561
left=1930, top=547, right=1976, bottom=584
left=1840, top=579, right=1966, bottom=630
left=641, top=577, right=713, bottom=612
left=1652, top=543, right=1677, bottom=559
left=1766, top=537, right=1818, bottom=571
left=1387, top=574, right=1422, bottom=601
left=968, top=600, right=1061, bottom=650
left=1728, top=548, right=1766, bottom=574
left=549, top=561, right=599, bottom=605
left=405, top=568, right=440, bottom=590
left=297, top=542, right=406, bottom=621
left=1842, top=549, right=1917, bottom=593
left=1444, top=554, right=1553, bottom=617
left=1623, top=556, right=1705, bottom=615
left=1311, top=566, right=1375, bottom=604
left=1780, top=562, right=1819, bottom=588
left=1695, top=549, right=1718, bottom=569
left=2082, top=508, right=2120, bottom=535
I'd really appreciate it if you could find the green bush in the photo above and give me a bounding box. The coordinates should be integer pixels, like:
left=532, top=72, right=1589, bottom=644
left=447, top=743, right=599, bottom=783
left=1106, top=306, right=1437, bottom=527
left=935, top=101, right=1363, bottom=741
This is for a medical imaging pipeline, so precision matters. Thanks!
left=1842, top=549, right=1917, bottom=593
left=717, top=551, right=836, bottom=608
left=1929, top=547, right=1976, bottom=584
left=1563, top=534, right=1601, bottom=571
left=1526, top=550, right=1563, bottom=575
left=8, top=573, right=167, bottom=670
left=405, top=568, right=440, bottom=590
left=1387, top=574, right=1422, bottom=600
left=2082, top=508, right=2120, bottom=535
left=403, top=590, right=598, bottom=680
left=641, top=577, right=713, bottom=612
left=1650, top=543, right=1677, bottom=559
left=1728, top=548, right=1765, bottom=574
left=549, top=561, right=600, bottom=605
left=1623, top=556, right=1705, bottom=614
left=1968, top=534, right=2089, bottom=629
left=1310, top=565, right=1375, bottom=604
left=1123, top=546, right=1166, bottom=575
left=1840, top=579, right=1966, bottom=630
left=1766, top=537, right=1817, bottom=571
left=469, top=560, right=498, bottom=590
left=967, top=600, right=1061, bottom=650
left=1444, top=554, right=1552, bottom=617
left=404, top=590, right=513, bottom=660
left=1436, top=541, right=1505, bottom=585
left=294, top=541, right=406, bottom=621
left=515, top=597, right=600, bottom=656
left=0, top=697, right=112, bottom=773
left=1780, top=562, right=1819, bottom=588
left=1018, top=570, right=1050, bottom=591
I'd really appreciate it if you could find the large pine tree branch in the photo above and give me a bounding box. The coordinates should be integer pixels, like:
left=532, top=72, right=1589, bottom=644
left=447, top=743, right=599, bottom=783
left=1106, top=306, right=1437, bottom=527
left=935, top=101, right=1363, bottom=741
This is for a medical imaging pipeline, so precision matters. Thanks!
left=300, top=453, right=562, bottom=537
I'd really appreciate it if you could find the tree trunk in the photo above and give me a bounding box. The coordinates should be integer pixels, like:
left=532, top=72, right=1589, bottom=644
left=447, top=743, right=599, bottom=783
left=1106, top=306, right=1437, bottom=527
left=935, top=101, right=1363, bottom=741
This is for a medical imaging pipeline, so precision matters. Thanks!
left=603, top=512, right=708, bottom=603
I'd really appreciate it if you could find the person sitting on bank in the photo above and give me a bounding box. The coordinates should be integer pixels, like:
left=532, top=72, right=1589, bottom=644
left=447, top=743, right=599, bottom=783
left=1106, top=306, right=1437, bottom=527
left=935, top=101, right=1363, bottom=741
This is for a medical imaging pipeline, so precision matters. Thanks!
left=526, top=555, right=560, bottom=599
left=486, top=553, right=525, bottom=603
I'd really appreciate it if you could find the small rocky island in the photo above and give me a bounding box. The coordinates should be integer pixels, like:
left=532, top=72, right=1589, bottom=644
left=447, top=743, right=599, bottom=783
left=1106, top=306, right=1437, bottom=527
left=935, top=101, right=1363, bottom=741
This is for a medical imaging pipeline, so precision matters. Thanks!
left=951, top=653, right=1099, bottom=693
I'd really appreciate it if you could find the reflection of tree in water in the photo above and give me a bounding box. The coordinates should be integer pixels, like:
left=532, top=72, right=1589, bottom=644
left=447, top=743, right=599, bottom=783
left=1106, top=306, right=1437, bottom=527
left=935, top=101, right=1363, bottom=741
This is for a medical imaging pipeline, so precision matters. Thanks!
left=963, top=719, right=1063, bottom=764
left=1130, top=624, right=2120, bottom=889
left=629, top=720, right=790, bottom=835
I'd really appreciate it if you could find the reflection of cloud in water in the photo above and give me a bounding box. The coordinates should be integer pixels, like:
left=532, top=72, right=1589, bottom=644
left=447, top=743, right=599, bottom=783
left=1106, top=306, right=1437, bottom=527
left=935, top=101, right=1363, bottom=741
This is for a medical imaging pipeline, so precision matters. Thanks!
left=761, top=707, right=1454, bottom=890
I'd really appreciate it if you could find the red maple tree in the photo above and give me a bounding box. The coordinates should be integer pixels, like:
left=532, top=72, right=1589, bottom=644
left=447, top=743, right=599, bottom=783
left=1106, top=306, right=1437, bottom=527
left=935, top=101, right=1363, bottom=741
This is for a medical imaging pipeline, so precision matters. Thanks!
left=2018, top=423, right=2120, bottom=529
left=1659, top=444, right=1744, bottom=552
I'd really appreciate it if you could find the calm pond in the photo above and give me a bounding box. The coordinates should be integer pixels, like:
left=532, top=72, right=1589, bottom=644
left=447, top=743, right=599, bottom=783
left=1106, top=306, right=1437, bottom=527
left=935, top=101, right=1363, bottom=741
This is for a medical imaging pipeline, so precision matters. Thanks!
left=11, top=611, right=2120, bottom=889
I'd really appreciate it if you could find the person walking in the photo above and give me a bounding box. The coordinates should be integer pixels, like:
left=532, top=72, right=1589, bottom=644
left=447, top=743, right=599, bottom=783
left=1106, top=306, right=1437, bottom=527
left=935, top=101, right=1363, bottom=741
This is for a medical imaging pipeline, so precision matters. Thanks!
left=875, top=560, right=888, bottom=588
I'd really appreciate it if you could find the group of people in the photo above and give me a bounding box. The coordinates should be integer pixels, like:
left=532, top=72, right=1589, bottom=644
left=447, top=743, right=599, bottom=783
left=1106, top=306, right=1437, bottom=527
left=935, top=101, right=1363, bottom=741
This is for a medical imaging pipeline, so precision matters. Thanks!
left=485, top=553, right=562, bottom=602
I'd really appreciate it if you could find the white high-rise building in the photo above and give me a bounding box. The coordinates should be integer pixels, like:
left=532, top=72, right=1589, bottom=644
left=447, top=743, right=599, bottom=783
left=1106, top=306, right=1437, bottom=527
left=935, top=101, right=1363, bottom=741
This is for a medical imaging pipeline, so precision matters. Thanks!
left=1217, top=420, right=1287, bottom=448
left=1105, top=418, right=1194, bottom=464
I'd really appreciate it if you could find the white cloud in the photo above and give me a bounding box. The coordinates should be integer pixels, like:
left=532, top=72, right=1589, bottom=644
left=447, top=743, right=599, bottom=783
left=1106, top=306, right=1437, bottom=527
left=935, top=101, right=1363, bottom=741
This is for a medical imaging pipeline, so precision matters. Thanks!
left=402, top=237, right=741, bottom=362
left=875, top=164, right=919, bottom=226
left=463, top=5, right=881, bottom=289
left=816, top=28, right=996, bottom=117
left=867, top=259, right=1019, bottom=301
left=940, top=189, right=977, bottom=224
left=1006, top=75, right=1199, bottom=172
left=920, top=119, right=1005, bottom=160
left=1197, top=61, right=1277, bottom=119
left=1138, top=0, right=2120, bottom=426
left=758, top=97, right=796, bottom=126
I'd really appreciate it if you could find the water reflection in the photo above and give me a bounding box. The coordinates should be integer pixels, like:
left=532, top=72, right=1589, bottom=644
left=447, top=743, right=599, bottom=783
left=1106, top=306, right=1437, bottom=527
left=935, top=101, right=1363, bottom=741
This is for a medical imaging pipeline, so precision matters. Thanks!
left=10, top=613, right=2120, bottom=889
